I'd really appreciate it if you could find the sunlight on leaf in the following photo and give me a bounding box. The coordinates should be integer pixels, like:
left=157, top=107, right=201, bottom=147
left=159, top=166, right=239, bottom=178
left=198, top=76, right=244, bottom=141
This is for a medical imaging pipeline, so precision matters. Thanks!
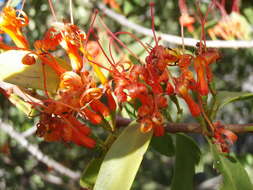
left=94, top=123, right=152, bottom=190
left=0, top=50, right=70, bottom=92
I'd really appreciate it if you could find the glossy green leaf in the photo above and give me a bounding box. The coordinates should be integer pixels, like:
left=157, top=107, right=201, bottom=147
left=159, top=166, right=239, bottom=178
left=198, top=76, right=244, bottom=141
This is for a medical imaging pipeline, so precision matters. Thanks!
left=171, top=134, right=201, bottom=190
left=210, top=142, right=253, bottom=190
left=0, top=50, right=70, bottom=92
left=150, top=133, right=175, bottom=157
left=80, top=158, right=104, bottom=189
left=216, top=91, right=253, bottom=108
left=211, top=91, right=253, bottom=118
left=94, top=123, right=152, bottom=190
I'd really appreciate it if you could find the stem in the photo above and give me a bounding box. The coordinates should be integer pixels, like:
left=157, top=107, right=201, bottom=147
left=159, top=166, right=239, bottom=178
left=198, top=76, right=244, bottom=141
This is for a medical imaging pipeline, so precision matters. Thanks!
left=115, top=117, right=253, bottom=134
left=97, top=3, right=253, bottom=48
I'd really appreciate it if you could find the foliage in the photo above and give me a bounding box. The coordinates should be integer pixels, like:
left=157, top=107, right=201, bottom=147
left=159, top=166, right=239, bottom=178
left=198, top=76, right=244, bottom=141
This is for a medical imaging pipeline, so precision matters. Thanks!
left=0, top=0, right=253, bottom=190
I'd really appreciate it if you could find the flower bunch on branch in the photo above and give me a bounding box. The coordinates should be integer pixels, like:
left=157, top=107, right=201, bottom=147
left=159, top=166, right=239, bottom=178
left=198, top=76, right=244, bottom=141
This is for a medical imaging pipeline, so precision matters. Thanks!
left=0, top=1, right=253, bottom=190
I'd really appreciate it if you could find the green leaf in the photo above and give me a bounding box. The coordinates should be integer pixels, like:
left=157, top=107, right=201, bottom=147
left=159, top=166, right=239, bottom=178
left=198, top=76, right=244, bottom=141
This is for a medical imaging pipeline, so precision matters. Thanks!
left=211, top=91, right=253, bottom=118
left=0, top=50, right=70, bottom=92
left=216, top=91, right=253, bottom=108
left=94, top=123, right=152, bottom=190
left=150, top=133, right=175, bottom=157
left=129, top=55, right=141, bottom=65
left=8, top=94, right=37, bottom=117
left=80, top=158, right=104, bottom=189
left=171, top=134, right=201, bottom=190
left=122, top=102, right=137, bottom=119
left=210, top=142, right=253, bottom=190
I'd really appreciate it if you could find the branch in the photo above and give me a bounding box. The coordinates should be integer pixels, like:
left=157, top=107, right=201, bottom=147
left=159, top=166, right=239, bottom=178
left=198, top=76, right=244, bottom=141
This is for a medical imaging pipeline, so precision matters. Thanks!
left=21, top=126, right=37, bottom=137
left=165, top=123, right=253, bottom=134
left=116, top=117, right=253, bottom=134
left=97, top=3, right=253, bottom=48
left=0, top=120, right=80, bottom=180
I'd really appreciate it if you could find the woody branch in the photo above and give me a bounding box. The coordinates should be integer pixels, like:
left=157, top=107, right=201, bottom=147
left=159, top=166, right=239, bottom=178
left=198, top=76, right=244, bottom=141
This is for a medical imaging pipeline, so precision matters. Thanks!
left=97, top=3, right=253, bottom=49
left=0, top=120, right=80, bottom=179
left=116, top=117, right=253, bottom=134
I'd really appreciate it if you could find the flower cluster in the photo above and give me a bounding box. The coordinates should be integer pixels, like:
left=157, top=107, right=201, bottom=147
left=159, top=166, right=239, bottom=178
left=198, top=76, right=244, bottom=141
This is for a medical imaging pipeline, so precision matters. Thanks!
left=0, top=6, right=116, bottom=148
left=208, top=0, right=251, bottom=40
left=105, top=3, right=220, bottom=137
left=0, top=4, right=239, bottom=153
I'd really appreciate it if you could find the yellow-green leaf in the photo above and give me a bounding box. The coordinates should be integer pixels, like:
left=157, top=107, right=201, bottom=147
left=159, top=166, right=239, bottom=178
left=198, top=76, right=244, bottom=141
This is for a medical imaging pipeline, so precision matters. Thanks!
left=94, top=123, right=152, bottom=190
left=0, top=50, right=70, bottom=92
left=8, top=94, right=37, bottom=117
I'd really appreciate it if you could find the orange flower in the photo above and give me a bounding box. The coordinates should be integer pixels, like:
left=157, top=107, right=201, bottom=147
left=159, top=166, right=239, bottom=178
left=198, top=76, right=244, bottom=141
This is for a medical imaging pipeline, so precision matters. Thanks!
left=175, top=78, right=201, bottom=117
left=213, top=121, right=238, bottom=153
left=103, top=0, right=120, bottom=10
left=179, top=14, right=195, bottom=33
left=58, top=24, right=85, bottom=72
left=140, top=118, right=153, bottom=133
left=60, top=71, right=83, bottom=90
left=178, top=0, right=195, bottom=32
left=82, top=108, right=103, bottom=125
left=106, top=89, right=117, bottom=111
left=194, top=56, right=209, bottom=96
left=36, top=113, right=95, bottom=148
left=34, top=27, right=62, bottom=51
left=90, top=99, right=110, bottom=117
left=201, top=49, right=220, bottom=82
left=0, top=7, right=29, bottom=48
left=35, top=23, right=86, bottom=72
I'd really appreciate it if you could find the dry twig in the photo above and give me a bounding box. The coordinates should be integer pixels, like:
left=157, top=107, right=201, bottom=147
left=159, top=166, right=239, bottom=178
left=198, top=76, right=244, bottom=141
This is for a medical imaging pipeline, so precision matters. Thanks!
left=98, top=3, right=253, bottom=48
left=0, top=120, right=80, bottom=179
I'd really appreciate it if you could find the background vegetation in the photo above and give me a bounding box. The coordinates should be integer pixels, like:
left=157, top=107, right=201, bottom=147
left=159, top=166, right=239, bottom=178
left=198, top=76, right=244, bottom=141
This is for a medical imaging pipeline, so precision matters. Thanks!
left=0, top=0, right=253, bottom=189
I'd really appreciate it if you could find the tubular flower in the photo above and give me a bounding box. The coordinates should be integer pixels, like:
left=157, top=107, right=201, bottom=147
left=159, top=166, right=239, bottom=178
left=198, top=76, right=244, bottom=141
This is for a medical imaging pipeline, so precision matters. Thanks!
left=60, top=71, right=83, bottom=90
left=0, top=7, right=66, bottom=75
left=34, top=27, right=62, bottom=51
left=208, top=1, right=251, bottom=40
left=174, top=77, right=201, bottom=117
left=194, top=56, right=209, bottom=96
left=0, top=7, right=29, bottom=48
left=36, top=113, right=95, bottom=148
left=35, top=23, right=86, bottom=72
left=179, top=14, right=195, bottom=33
left=105, top=89, right=117, bottom=112
left=201, top=49, right=220, bottom=82
left=58, top=23, right=86, bottom=72
left=178, top=0, right=195, bottom=32
left=213, top=121, right=238, bottom=153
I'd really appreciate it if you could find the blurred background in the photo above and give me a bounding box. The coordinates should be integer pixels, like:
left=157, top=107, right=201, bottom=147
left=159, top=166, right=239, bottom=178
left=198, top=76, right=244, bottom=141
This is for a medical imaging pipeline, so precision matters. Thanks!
left=0, top=0, right=253, bottom=189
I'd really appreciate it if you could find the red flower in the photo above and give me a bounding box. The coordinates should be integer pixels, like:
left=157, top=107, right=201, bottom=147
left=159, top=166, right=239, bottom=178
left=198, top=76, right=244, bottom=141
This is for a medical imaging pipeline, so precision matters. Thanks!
left=194, top=56, right=209, bottom=96
left=213, top=121, right=238, bottom=153
left=0, top=7, right=29, bottom=48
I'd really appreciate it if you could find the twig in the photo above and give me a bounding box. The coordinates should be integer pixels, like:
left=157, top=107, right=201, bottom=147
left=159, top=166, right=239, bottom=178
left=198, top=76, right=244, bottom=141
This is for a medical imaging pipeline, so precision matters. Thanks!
left=0, top=120, right=80, bottom=180
left=116, top=117, right=253, bottom=134
left=21, top=126, right=37, bottom=137
left=165, top=123, right=253, bottom=134
left=97, top=3, right=253, bottom=48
